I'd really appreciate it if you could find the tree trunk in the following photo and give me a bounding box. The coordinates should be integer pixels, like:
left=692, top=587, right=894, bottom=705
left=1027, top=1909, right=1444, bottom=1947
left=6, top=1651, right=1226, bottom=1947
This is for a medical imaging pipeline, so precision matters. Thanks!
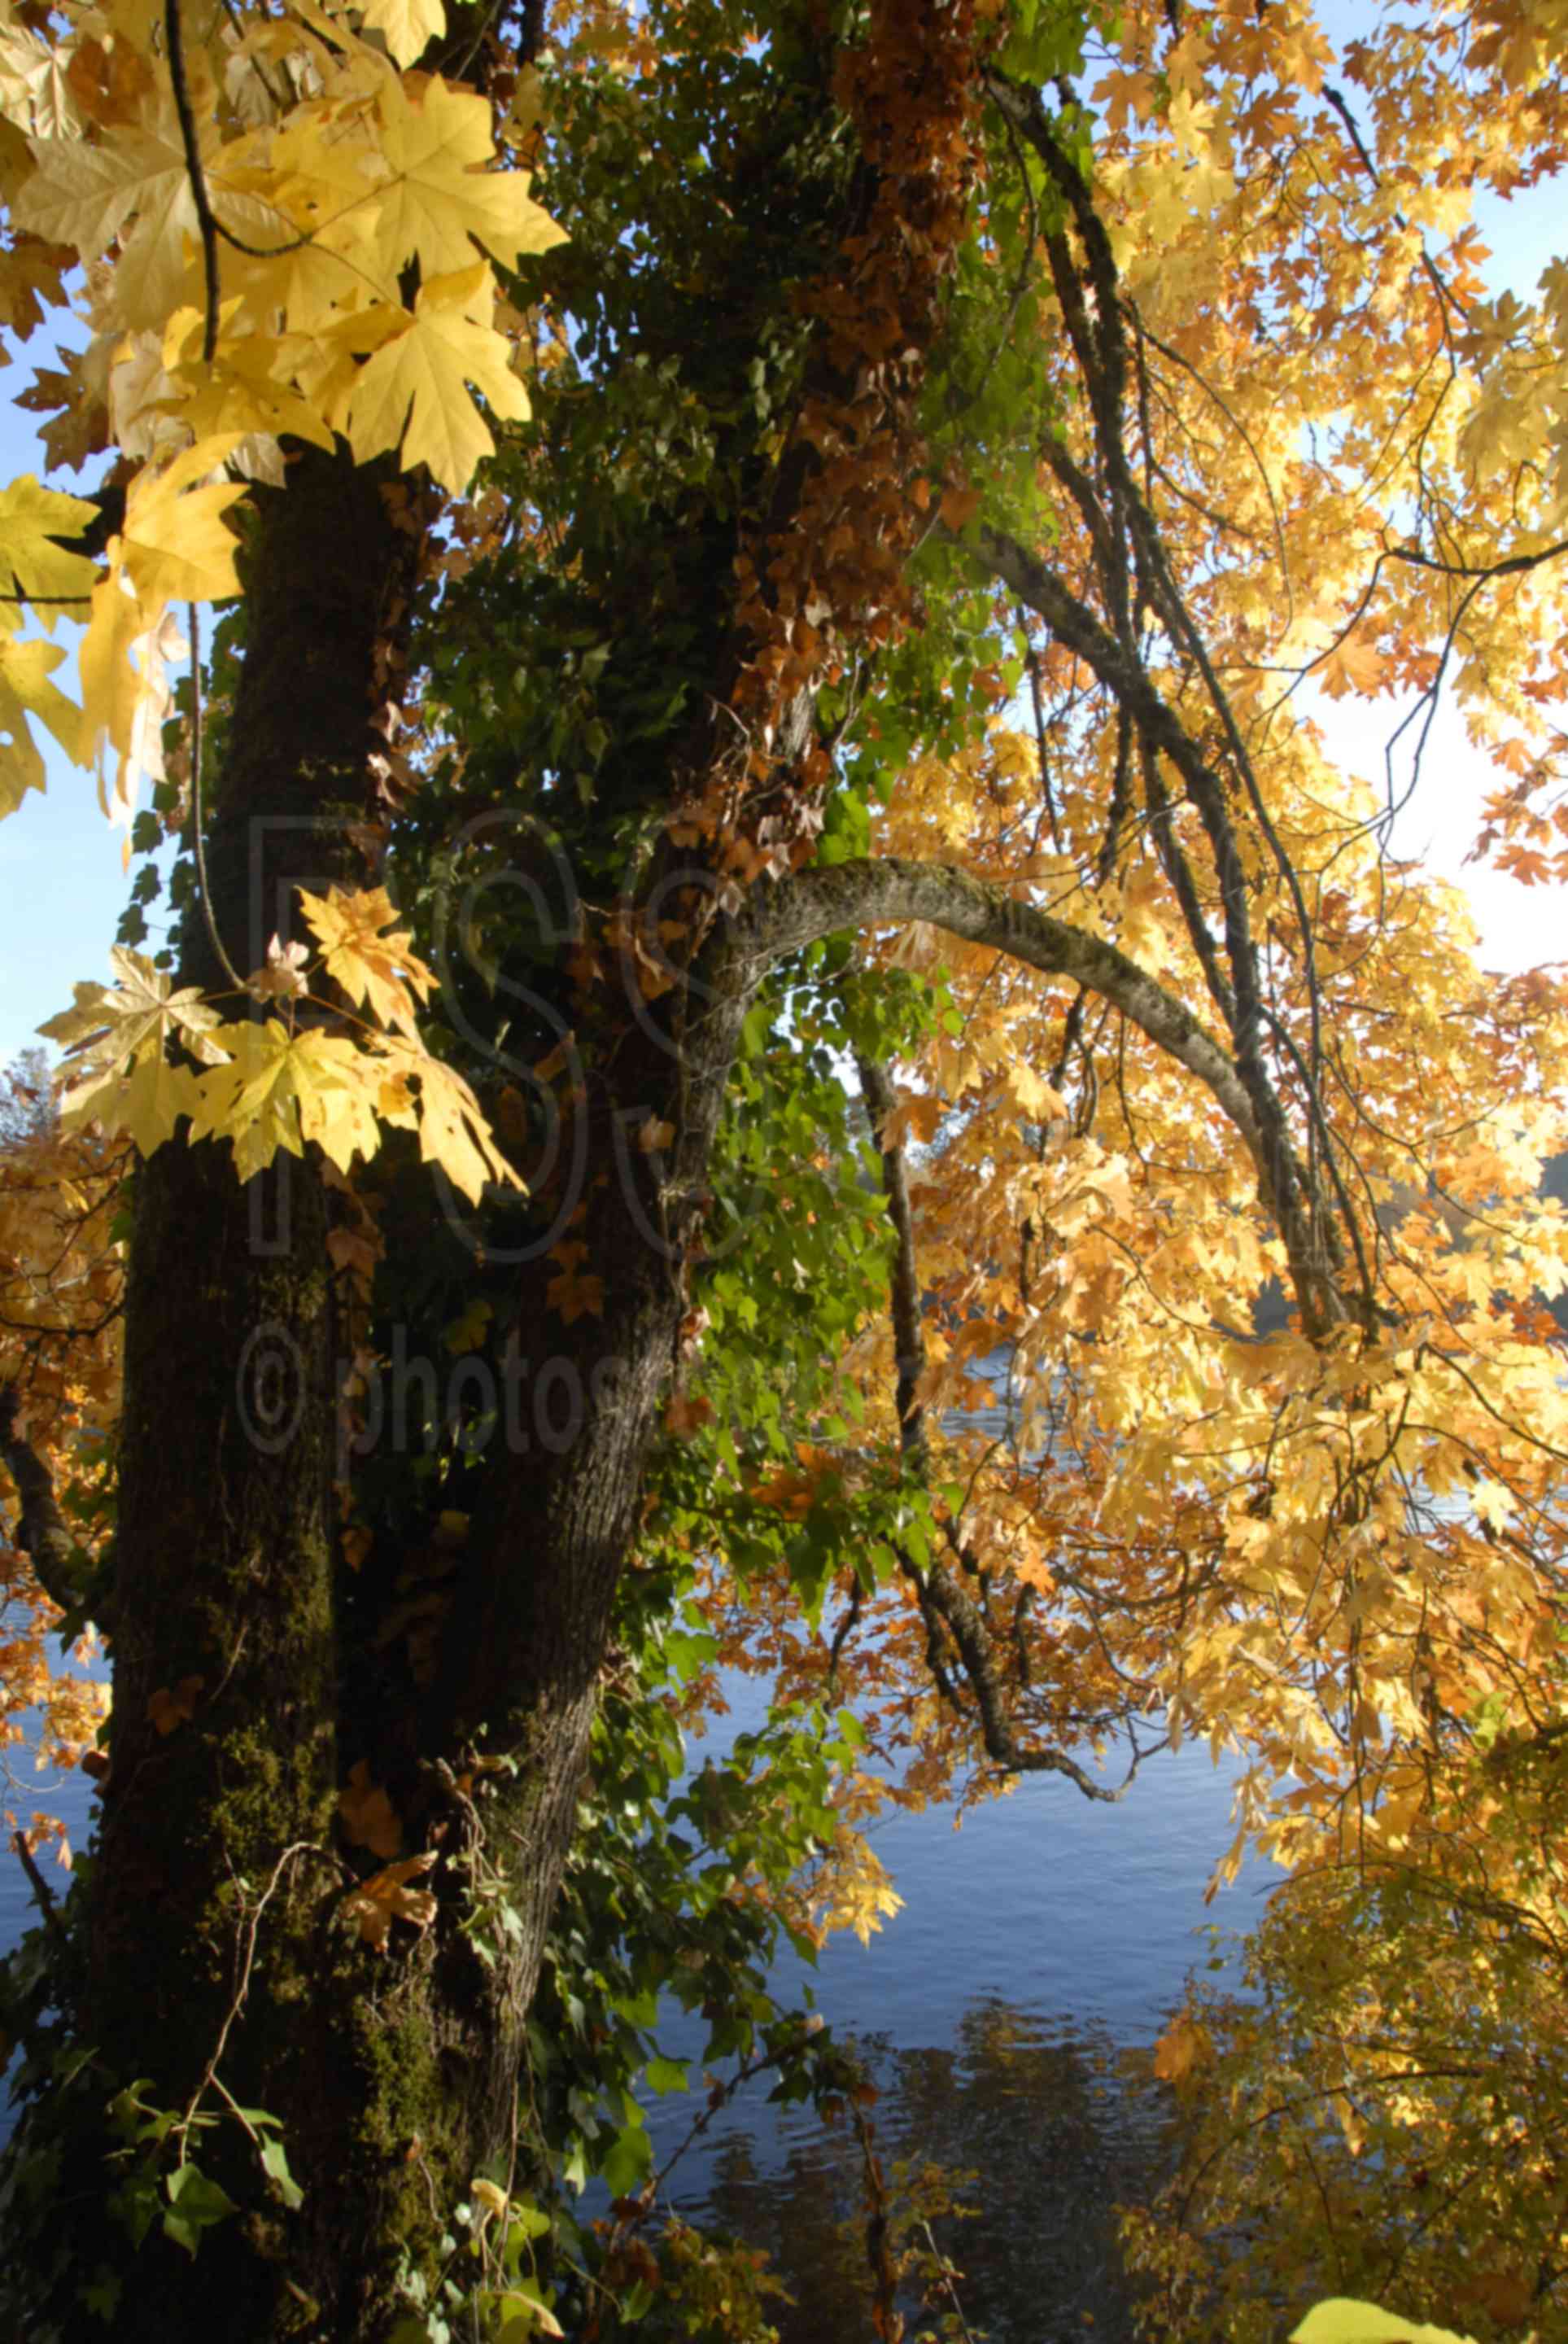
left=2, top=430, right=761, bottom=2342
left=56, top=447, right=412, bottom=2338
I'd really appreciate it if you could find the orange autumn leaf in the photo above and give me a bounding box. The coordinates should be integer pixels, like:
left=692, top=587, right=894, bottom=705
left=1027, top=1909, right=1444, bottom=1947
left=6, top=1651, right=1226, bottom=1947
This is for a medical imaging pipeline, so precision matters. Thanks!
left=666, top=1392, right=714, bottom=1438
left=339, top=1852, right=439, bottom=1951
left=546, top=1244, right=605, bottom=1323
left=1152, top=2011, right=1214, bottom=2085
left=1318, top=628, right=1389, bottom=700
left=338, top=1759, right=403, bottom=1861
left=146, top=1675, right=204, bottom=1736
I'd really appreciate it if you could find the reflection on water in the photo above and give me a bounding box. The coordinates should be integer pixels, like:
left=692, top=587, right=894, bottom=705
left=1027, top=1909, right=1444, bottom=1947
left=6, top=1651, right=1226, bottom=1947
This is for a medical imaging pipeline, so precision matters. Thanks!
left=639, top=1668, right=1273, bottom=2344
left=659, top=1997, right=1174, bottom=2344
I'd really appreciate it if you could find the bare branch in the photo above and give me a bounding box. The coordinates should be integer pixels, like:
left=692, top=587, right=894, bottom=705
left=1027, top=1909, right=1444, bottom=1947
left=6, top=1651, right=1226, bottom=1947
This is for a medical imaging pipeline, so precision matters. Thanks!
left=856, top=1058, right=1133, bottom=1800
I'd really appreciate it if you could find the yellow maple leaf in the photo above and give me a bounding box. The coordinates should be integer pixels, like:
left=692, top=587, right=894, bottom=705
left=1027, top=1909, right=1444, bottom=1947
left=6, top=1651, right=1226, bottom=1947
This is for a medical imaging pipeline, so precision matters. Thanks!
left=216, top=160, right=384, bottom=340
left=77, top=435, right=247, bottom=787
left=294, top=1045, right=387, bottom=1176
left=814, top=1825, right=904, bottom=1948
left=111, top=431, right=248, bottom=608
left=186, top=1018, right=375, bottom=1181
left=0, top=633, right=81, bottom=812
left=16, top=94, right=281, bottom=334
left=106, top=604, right=188, bottom=838
left=14, top=110, right=195, bottom=312
left=357, top=0, right=448, bottom=69
left=61, top=1045, right=203, bottom=1157
left=345, top=263, right=531, bottom=494
left=1318, top=628, right=1388, bottom=701
left=367, top=73, right=565, bottom=286
left=1330, top=2089, right=1368, bottom=2158
left=375, top=1038, right=522, bottom=1205
left=160, top=308, right=338, bottom=455
left=76, top=571, right=146, bottom=776
left=297, top=883, right=435, bottom=1037
left=1291, top=2302, right=1478, bottom=2344
left=1007, top=1062, right=1068, bottom=1122
left=41, top=944, right=231, bottom=1087
left=279, top=302, right=408, bottom=444
left=1470, top=1475, right=1517, bottom=1529
left=373, top=1060, right=419, bottom=1129
left=0, top=473, right=96, bottom=622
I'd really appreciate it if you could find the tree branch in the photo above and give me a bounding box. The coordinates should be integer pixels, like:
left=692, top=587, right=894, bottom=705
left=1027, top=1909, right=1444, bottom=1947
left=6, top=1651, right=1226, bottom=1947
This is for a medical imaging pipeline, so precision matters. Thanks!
left=950, top=522, right=1347, bottom=1327
left=742, top=852, right=1340, bottom=1328
left=0, top=1383, right=94, bottom=1618
left=857, top=1058, right=1132, bottom=1800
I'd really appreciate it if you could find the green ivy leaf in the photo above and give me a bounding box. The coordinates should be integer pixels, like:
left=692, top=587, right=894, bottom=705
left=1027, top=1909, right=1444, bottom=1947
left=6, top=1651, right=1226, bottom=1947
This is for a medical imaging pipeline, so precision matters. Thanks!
left=162, top=2162, right=240, bottom=2255
left=599, top=2114, right=653, bottom=2199
left=260, top=2135, right=305, bottom=2210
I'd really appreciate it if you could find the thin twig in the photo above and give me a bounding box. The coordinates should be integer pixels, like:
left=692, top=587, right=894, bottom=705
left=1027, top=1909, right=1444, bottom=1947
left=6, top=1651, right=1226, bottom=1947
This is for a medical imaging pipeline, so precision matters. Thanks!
left=175, top=1840, right=326, bottom=2161
left=1321, top=84, right=1466, bottom=328
left=858, top=1057, right=1137, bottom=1800
left=919, top=2216, right=979, bottom=2344
left=186, top=601, right=248, bottom=995
left=11, top=1830, right=72, bottom=1961
left=164, top=0, right=221, bottom=364
left=645, top=2024, right=820, bottom=2202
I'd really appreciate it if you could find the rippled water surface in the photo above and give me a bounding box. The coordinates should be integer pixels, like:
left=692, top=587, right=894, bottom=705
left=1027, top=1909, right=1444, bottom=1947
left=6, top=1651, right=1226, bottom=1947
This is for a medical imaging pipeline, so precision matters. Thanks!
left=640, top=1668, right=1268, bottom=2344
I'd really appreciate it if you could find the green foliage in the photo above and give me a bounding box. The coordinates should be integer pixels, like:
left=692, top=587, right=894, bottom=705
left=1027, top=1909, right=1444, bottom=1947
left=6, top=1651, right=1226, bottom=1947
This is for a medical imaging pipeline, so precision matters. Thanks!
left=425, top=0, right=849, bottom=870
left=0, top=1919, right=300, bottom=2333
left=531, top=1557, right=867, bottom=2177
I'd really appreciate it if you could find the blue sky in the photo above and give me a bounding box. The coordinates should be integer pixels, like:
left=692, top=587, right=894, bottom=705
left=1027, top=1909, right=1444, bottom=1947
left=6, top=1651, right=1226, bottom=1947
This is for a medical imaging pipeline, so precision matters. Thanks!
left=0, top=48, right=1564, bottom=1070
left=0, top=299, right=124, bottom=1072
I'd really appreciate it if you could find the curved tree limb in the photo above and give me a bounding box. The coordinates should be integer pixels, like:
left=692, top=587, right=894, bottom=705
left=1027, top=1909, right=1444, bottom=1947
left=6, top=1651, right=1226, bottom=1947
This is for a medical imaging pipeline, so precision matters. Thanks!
left=972, top=68, right=1374, bottom=1328
left=740, top=852, right=1343, bottom=1333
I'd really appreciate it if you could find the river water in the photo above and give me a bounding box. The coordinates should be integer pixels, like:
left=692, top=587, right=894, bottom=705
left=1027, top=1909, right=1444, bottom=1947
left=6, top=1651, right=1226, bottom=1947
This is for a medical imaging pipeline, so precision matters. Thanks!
left=623, top=1374, right=1273, bottom=2343
left=637, top=1665, right=1266, bottom=2344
